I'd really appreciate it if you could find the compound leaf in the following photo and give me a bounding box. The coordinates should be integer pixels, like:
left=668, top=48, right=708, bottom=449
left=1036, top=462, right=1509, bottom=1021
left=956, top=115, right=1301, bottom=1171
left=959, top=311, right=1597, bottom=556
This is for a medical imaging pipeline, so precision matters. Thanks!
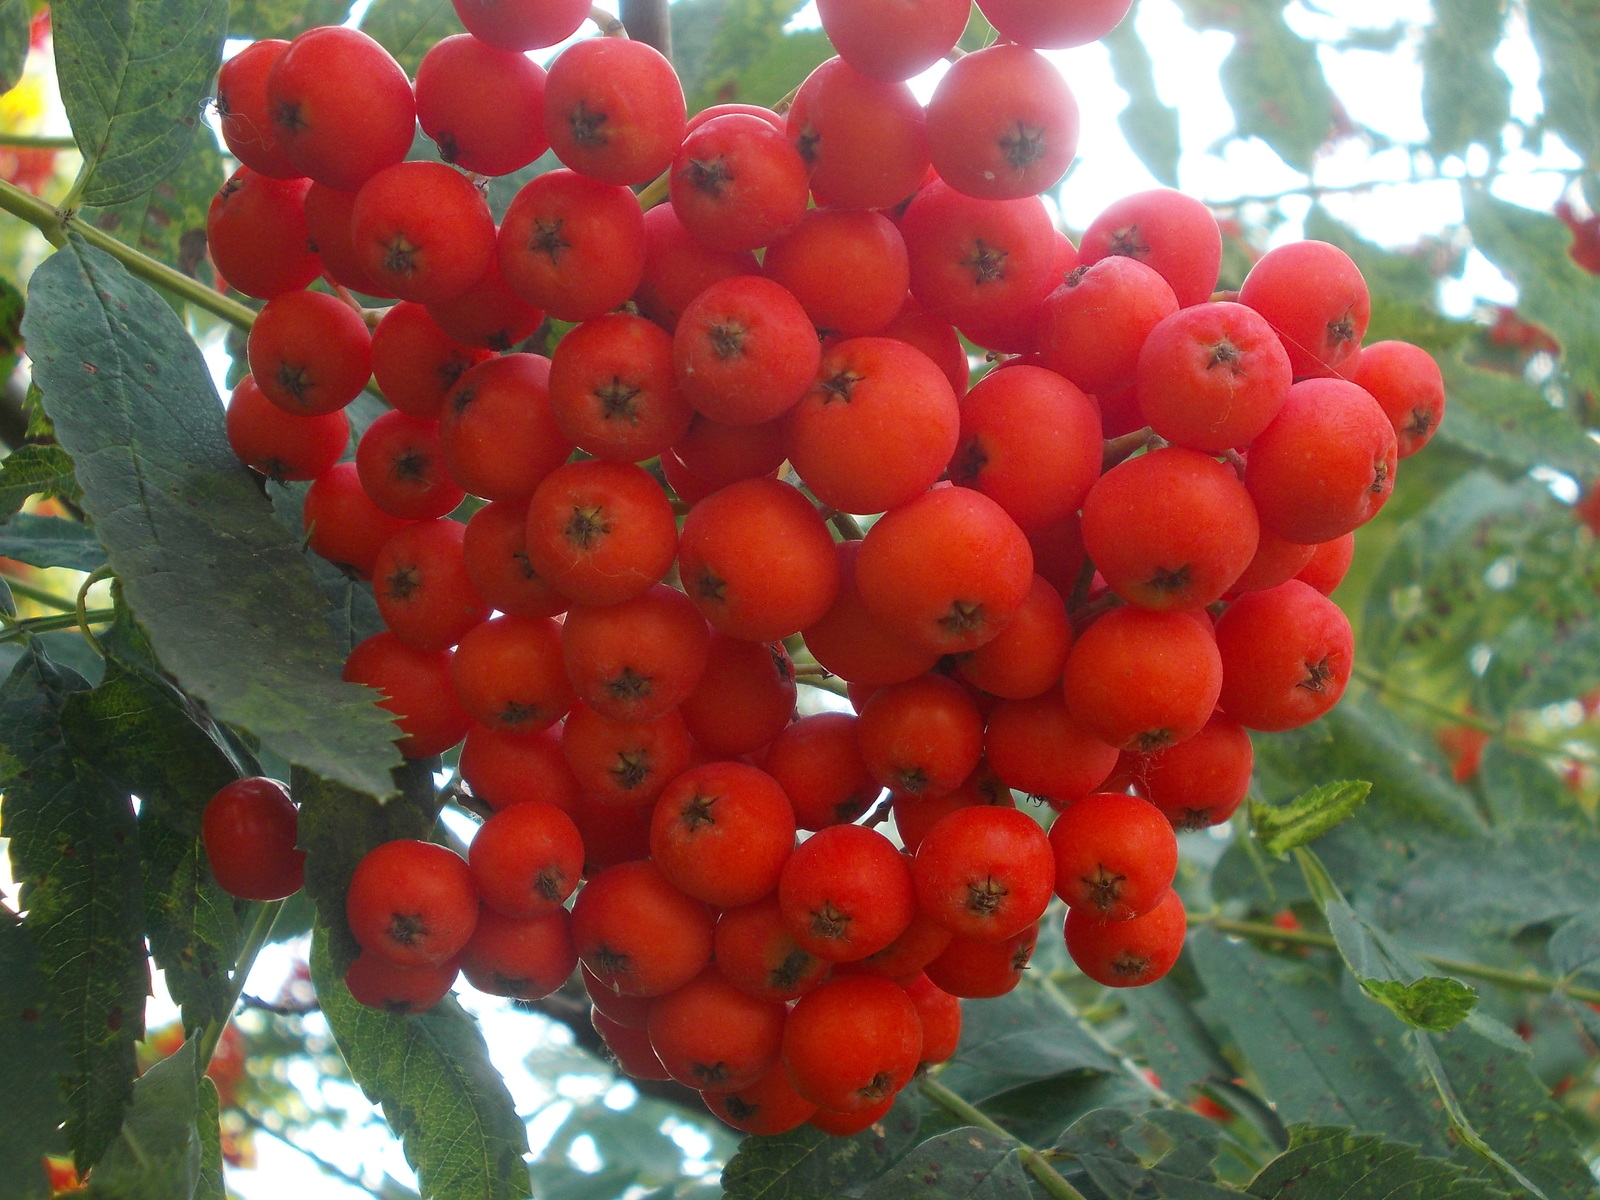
left=83, top=1038, right=202, bottom=1200
left=311, top=927, right=531, bottom=1200
left=53, top=0, right=227, bottom=206
left=1247, top=1126, right=1508, bottom=1199
left=0, top=909, right=72, bottom=1200
left=22, top=237, right=404, bottom=799
left=858, top=1128, right=1029, bottom=1200
left=722, top=1097, right=923, bottom=1200
left=1421, top=0, right=1511, bottom=158
left=934, top=983, right=1117, bottom=1103
left=1527, top=0, right=1600, bottom=170
left=0, top=444, right=79, bottom=522
left=0, top=513, right=105, bottom=571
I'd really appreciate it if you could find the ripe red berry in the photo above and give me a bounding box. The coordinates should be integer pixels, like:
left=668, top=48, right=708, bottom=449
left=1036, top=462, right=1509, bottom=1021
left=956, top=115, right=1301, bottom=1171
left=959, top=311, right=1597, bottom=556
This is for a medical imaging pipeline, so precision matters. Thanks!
left=202, top=777, right=305, bottom=901
left=346, top=839, right=479, bottom=968
left=1064, top=888, right=1187, bottom=988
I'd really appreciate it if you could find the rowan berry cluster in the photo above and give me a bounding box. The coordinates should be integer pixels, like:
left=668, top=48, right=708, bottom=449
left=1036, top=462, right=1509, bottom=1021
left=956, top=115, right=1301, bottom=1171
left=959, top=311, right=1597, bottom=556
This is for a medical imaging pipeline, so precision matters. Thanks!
left=203, top=0, right=1448, bottom=1138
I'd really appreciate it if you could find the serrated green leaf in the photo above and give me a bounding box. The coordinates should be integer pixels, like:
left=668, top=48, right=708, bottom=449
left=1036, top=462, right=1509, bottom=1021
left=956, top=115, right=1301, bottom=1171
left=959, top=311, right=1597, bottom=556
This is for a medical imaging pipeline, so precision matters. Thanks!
left=1187, top=929, right=1449, bottom=1153
left=0, top=513, right=105, bottom=571
left=265, top=480, right=385, bottom=656
left=0, top=909, right=72, bottom=1200
left=1216, top=9, right=1333, bottom=172
left=1247, top=1125, right=1508, bottom=1199
left=721, top=1095, right=924, bottom=1200
left=195, top=1077, right=223, bottom=1200
left=0, top=0, right=27, bottom=97
left=1252, top=781, right=1371, bottom=856
left=53, top=0, right=227, bottom=207
left=1433, top=354, right=1600, bottom=477
left=1547, top=905, right=1600, bottom=976
left=22, top=238, right=404, bottom=798
left=0, top=274, right=23, bottom=385
left=934, top=983, right=1117, bottom=1103
left=228, top=0, right=350, bottom=39
left=684, top=0, right=825, bottom=112
left=0, top=444, right=79, bottom=521
left=295, top=762, right=443, bottom=974
left=58, top=650, right=248, bottom=1031
left=1104, top=10, right=1180, bottom=188
left=1527, top=0, right=1600, bottom=170
left=84, top=1037, right=202, bottom=1200
left=358, top=0, right=463, bottom=75
left=1054, top=1109, right=1238, bottom=1199
left=0, top=644, right=147, bottom=1170
left=309, top=926, right=531, bottom=1200
left=80, top=127, right=223, bottom=285
left=1320, top=897, right=1477, bottom=1032
left=858, top=1128, right=1029, bottom=1199
left=1123, top=978, right=1234, bottom=1101
left=1464, top=188, right=1600, bottom=402
left=1422, top=0, right=1511, bottom=158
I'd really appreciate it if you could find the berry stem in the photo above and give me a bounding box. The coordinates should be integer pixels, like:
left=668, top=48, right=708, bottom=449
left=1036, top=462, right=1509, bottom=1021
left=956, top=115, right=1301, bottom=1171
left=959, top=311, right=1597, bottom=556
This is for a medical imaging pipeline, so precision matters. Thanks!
left=1101, top=425, right=1157, bottom=472
left=0, top=606, right=116, bottom=642
left=1204, top=913, right=1600, bottom=1005
left=590, top=4, right=628, bottom=36
left=0, top=133, right=77, bottom=150
left=196, top=897, right=284, bottom=1069
left=918, top=1076, right=1091, bottom=1200
left=0, top=178, right=259, bottom=333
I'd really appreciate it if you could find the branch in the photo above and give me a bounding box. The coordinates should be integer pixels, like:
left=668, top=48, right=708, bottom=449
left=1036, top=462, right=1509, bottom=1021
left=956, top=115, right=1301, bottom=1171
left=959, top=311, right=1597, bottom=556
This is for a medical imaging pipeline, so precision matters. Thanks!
left=1, top=573, right=76, bottom=612
left=0, top=134, right=77, bottom=150
left=620, top=0, right=670, bottom=56
left=0, top=178, right=257, bottom=333
left=1352, top=665, right=1593, bottom=762
left=0, top=606, right=115, bottom=642
left=197, top=900, right=284, bottom=1067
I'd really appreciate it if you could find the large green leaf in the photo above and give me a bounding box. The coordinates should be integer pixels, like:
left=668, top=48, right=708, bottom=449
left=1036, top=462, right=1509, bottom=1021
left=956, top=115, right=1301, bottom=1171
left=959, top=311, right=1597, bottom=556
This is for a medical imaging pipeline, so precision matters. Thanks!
left=80, top=128, right=223, bottom=285
left=0, top=910, right=72, bottom=1200
left=0, top=0, right=27, bottom=97
left=1527, top=0, right=1600, bottom=170
left=0, top=513, right=105, bottom=571
left=0, top=444, right=80, bottom=521
left=358, top=0, right=464, bottom=75
left=0, top=645, right=147, bottom=1170
left=1122, top=978, right=1234, bottom=1102
left=52, top=0, right=227, bottom=207
left=1433, top=354, right=1600, bottom=477
left=858, top=1128, right=1029, bottom=1199
left=1322, top=898, right=1476, bottom=1033
left=933, top=983, right=1117, bottom=1103
left=310, top=927, right=532, bottom=1200
left=1421, top=0, right=1511, bottom=158
left=1247, top=1126, right=1508, bottom=1200
left=1464, top=188, right=1600, bottom=402
left=195, top=1077, right=224, bottom=1200
left=681, top=0, right=825, bottom=112
left=1187, top=930, right=1448, bottom=1153
left=228, top=0, right=350, bottom=39
left=82, top=1038, right=202, bottom=1200
left=22, top=238, right=404, bottom=798
left=59, top=651, right=248, bottom=1032
left=295, top=761, right=443, bottom=974
left=721, top=1097, right=924, bottom=1200
left=1054, top=1108, right=1238, bottom=1199
left=1215, top=6, right=1333, bottom=171
left=1104, top=10, right=1180, bottom=188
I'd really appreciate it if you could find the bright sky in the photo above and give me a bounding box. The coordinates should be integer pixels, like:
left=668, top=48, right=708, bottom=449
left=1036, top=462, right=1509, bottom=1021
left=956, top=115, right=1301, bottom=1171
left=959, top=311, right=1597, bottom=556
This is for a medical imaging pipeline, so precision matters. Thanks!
left=6, top=0, right=1583, bottom=1196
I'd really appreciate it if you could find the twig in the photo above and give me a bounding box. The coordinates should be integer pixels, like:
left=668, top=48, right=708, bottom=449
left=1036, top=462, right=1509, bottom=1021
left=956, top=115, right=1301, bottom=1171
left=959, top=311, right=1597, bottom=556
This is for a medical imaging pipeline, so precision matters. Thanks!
left=1, top=573, right=76, bottom=612
left=918, top=1076, right=1090, bottom=1200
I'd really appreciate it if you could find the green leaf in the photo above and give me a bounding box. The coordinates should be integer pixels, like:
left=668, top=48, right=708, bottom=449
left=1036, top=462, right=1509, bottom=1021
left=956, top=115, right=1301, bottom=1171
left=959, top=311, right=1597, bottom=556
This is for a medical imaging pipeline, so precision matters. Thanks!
left=195, top=1077, right=223, bottom=1200
left=933, top=983, right=1117, bottom=1103
left=1187, top=929, right=1449, bottom=1153
left=1434, top=354, right=1600, bottom=477
left=1421, top=1025, right=1594, bottom=1200
left=59, top=651, right=248, bottom=1031
left=84, top=1037, right=202, bottom=1200
left=1054, top=1108, right=1238, bottom=1199
left=1316, top=896, right=1476, bottom=1033
left=1247, top=1125, right=1509, bottom=1200
left=80, top=127, right=223, bottom=284
left=0, top=513, right=105, bottom=571
left=0, top=0, right=27, bottom=97
left=1251, top=781, right=1371, bottom=856
left=0, top=275, right=24, bottom=385
left=310, top=926, right=532, bottom=1200
left=22, top=237, right=404, bottom=798
left=228, top=0, right=350, bottom=39
left=1186, top=0, right=1332, bottom=172
left=1463, top=188, right=1600, bottom=403
left=1421, top=0, right=1511, bottom=158
left=265, top=480, right=385, bottom=656
left=1104, top=10, right=1180, bottom=188
left=858, top=1128, right=1029, bottom=1199
left=0, top=644, right=147, bottom=1170
left=52, top=0, right=227, bottom=207
left=1360, top=978, right=1477, bottom=1033
left=295, top=761, right=443, bottom=974
left=1122, top=978, right=1234, bottom=1101
left=722, top=1096, right=924, bottom=1200
left=1547, top=905, right=1600, bottom=976
left=682, top=0, right=826, bottom=112
left=358, top=0, right=464, bottom=75
left=0, top=444, right=80, bottom=521
left=1527, top=0, right=1600, bottom=170
left=0, top=909, right=72, bottom=1200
